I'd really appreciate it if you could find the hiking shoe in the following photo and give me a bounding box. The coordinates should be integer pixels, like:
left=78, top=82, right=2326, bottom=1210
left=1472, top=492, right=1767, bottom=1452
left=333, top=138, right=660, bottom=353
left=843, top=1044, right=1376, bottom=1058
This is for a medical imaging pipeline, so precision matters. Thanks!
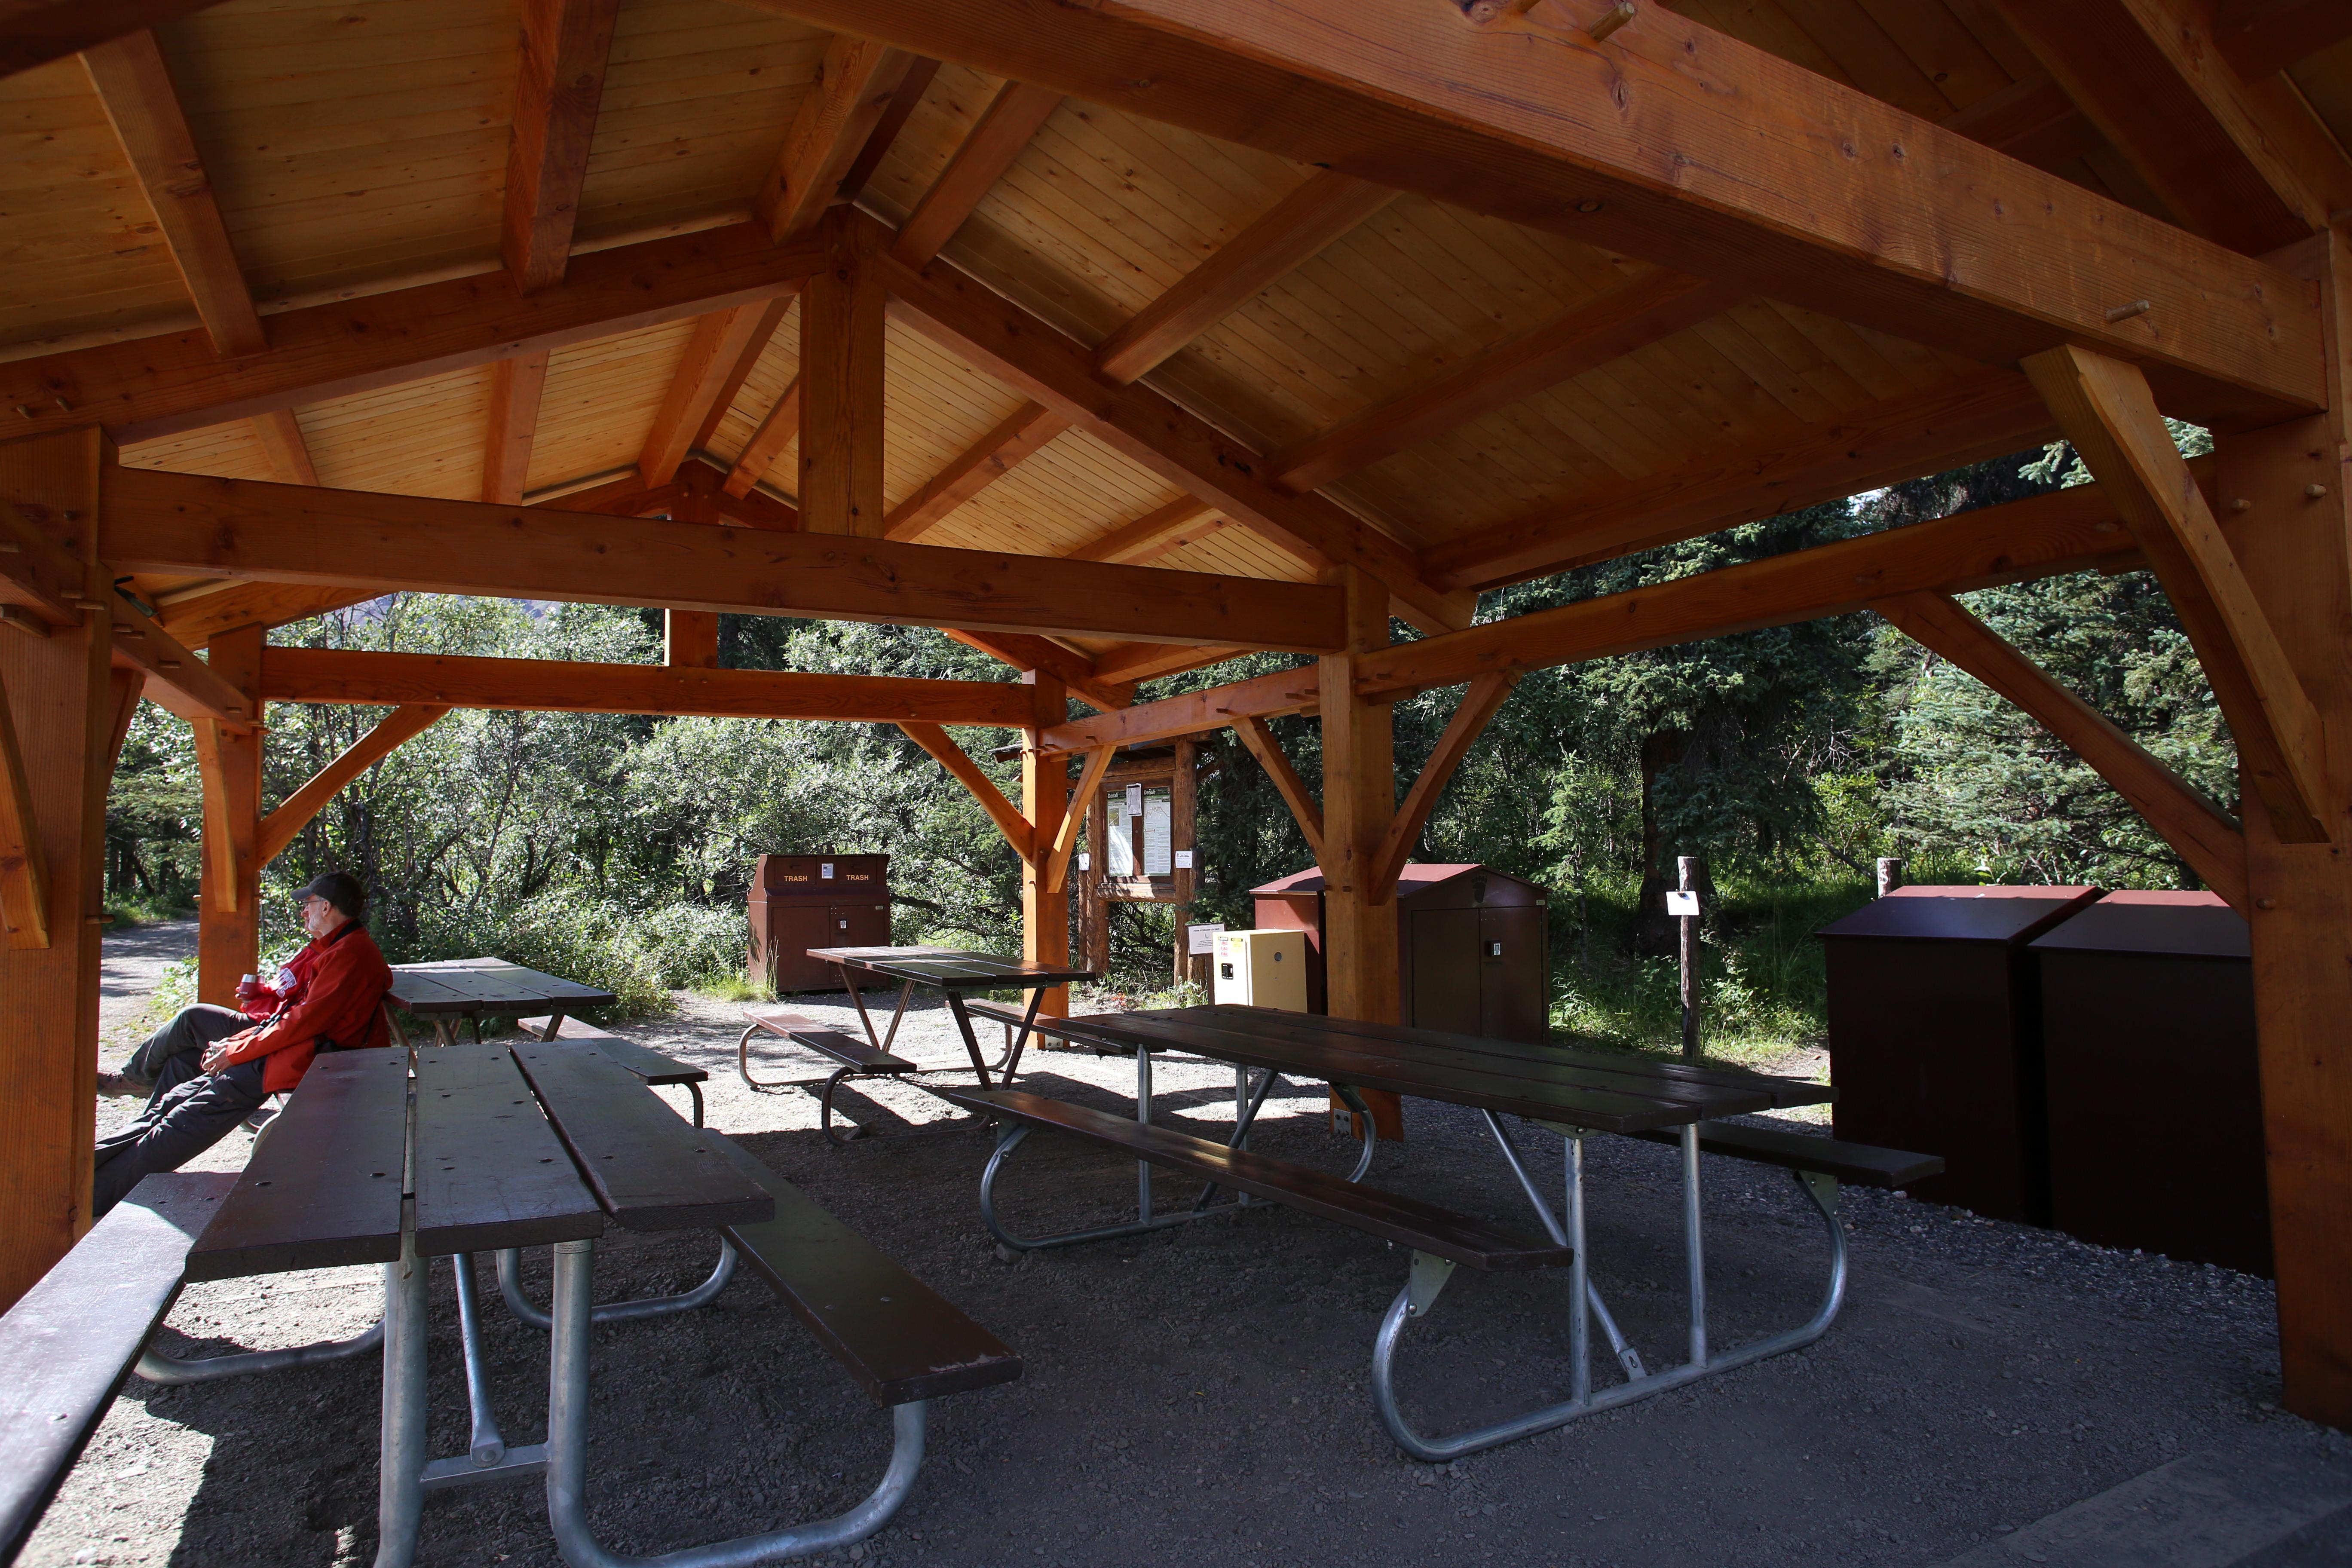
left=94, top=1070, right=148, bottom=1099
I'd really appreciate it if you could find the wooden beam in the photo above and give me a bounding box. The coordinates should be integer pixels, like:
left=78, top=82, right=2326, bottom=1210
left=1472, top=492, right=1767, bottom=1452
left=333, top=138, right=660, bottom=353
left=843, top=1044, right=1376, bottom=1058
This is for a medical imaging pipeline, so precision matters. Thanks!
left=760, top=34, right=913, bottom=243
left=1422, top=369, right=2055, bottom=592
left=2216, top=0, right=2352, bottom=77
left=1065, top=498, right=1218, bottom=564
left=1021, top=673, right=1071, bottom=1015
left=663, top=608, right=718, bottom=668
left=0, top=497, right=98, bottom=630
left=2023, top=343, right=2329, bottom=842
left=1991, top=0, right=2321, bottom=252
left=943, top=629, right=1133, bottom=712
left=482, top=351, right=551, bottom=505
left=890, top=80, right=1062, bottom=267
left=900, top=720, right=1034, bottom=860
left=500, top=0, right=619, bottom=293
left=105, top=467, right=1343, bottom=649
left=254, top=703, right=447, bottom=867
left=1233, top=714, right=1324, bottom=867
left=0, top=668, right=50, bottom=949
left=1874, top=592, right=2246, bottom=910
left=800, top=208, right=886, bottom=536
left=8, top=222, right=826, bottom=448
left=1047, top=743, right=1114, bottom=895
left=3, top=1, right=223, bottom=80
left=750, top=0, right=2326, bottom=426
left=1094, top=171, right=1396, bottom=385
left=257, top=646, right=1037, bottom=727
left=1041, top=664, right=1320, bottom=756
left=879, top=230, right=1474, bottom=633
left=836, top=57, right=940, bottom=204
left=883, top=401, right=1066, bottom=542
left=713, top=479, right=800, bottom=532
left=1088, top=641, right=1246, bottom=684
left=639, top=304, right=776, bottom=486
left=1375, top=671, right=1515, bottom=891
left=723, top=376, right=801, bottom=499
left=107, top=609, right=251, bottom=726
left=153, top=582, right=377, bottom=646
left=690, top=294, right=794, bottom=455
left=1269, top=273, right=1741, bottom=495
left=79, top=30, right=322, bottom=484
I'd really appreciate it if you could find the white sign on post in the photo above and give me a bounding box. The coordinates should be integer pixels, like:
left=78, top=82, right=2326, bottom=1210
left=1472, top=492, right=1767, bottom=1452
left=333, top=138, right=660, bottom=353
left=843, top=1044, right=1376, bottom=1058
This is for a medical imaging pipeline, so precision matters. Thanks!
left=1666, top=890, right=1700, bottom=918
left=1173, top=849, right=1193, bottom=870
left=1187, top=922, right=1225, bottom=956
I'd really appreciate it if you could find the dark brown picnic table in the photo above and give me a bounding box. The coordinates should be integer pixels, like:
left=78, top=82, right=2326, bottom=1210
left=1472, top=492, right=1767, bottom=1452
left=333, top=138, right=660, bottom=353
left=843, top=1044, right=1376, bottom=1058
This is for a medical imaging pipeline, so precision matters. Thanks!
left=385, top=957, right=617, bottom=1045
left=807, top=944, right=1096, bottom=1089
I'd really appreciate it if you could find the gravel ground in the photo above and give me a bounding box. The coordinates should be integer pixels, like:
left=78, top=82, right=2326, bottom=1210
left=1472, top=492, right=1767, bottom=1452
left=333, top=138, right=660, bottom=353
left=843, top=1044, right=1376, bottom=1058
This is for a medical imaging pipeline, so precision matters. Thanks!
left=32, top=956, right=2335, bottom=1568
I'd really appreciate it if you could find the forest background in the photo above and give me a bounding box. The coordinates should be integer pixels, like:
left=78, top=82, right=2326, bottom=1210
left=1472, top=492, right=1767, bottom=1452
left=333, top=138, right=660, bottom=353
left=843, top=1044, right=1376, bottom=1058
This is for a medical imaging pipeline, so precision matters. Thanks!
left=105, top=432, right=2233, bottom=1061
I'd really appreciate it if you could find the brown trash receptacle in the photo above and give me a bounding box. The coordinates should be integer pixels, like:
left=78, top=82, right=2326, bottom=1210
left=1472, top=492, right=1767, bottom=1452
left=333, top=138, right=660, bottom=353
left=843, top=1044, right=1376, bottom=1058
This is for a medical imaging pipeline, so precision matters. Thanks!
left=749, top=854, right=891, bottom=993
left=1817, top=885, right=2097, bottom=1224
left=1249, top=864, right=1550, bottom=1042
left=2030, top=890, right=2267, bottom=1275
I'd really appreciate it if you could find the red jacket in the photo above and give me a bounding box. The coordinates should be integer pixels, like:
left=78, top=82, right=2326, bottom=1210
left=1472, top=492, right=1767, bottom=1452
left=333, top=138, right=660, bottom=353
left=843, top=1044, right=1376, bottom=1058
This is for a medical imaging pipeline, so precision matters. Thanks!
left=214, top=920, right=395, bottom=1093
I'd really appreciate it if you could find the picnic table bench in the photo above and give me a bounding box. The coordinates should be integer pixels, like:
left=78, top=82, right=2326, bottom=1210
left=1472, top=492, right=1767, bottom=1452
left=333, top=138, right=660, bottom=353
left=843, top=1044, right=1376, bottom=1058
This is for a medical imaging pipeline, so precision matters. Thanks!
left=935, top=1004, right=1940, bottom=1462
left=518, top=1013, right=707, bottom=1126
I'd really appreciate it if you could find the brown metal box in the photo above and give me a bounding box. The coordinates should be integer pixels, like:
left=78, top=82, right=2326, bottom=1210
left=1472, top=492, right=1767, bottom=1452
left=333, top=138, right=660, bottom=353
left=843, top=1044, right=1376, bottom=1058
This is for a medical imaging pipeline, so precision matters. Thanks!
left=1817, top=885, right=2097, bottom=1224
left=2030, top=891, right=2267, bottom=1274
left=750, top=854, right=891, bottom=993
left=1249, top=864, right=1550, bottom=1042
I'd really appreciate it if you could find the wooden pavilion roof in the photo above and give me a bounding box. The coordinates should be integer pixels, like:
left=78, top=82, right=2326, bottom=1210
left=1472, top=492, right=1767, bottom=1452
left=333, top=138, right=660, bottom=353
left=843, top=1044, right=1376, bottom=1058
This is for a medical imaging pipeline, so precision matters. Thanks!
left=8, top=0, right=2345, bottom=690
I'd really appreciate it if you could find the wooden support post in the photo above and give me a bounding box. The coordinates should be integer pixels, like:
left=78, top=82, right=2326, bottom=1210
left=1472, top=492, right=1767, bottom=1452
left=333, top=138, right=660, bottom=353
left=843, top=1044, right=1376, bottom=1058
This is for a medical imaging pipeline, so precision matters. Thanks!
left=0, top=428, right=113, bottom=1307
left=1318, top=565, right=1403, bottom=1140
left=664, top=609, right=720, bottom=669
left=1081, top=771, right=1109, bottom=977
left=1022, top=673, right=1071, bottom=1018
left=1171, top=736, right=1197, bottom=987
left=194, top=625, right=261, bottom=1006
left=799, top=205, right=886, bottom=537
left=2215, top=228, right=2352, bottom=1430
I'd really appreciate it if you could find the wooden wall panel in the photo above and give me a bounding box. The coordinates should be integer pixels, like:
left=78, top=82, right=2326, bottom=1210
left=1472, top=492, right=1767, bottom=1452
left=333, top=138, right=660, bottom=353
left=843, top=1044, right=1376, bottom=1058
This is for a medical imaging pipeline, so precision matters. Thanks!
left=570, top=0, right=828, bottom=251
left=156, top=0, right=522, bottom=309
left=0, top=58, right=193, bottom=352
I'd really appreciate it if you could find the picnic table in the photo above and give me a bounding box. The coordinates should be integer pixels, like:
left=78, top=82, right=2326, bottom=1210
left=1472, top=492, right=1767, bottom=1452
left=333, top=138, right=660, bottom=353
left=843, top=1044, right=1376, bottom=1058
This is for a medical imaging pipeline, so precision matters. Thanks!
left=806, top=945, right=1096, bottom=1089
left=127, top=1034, right=1017, bottom=1567
left=385, top=958, right=617, bottom=1046
left=933, top=1003, right=1940, bottom=1461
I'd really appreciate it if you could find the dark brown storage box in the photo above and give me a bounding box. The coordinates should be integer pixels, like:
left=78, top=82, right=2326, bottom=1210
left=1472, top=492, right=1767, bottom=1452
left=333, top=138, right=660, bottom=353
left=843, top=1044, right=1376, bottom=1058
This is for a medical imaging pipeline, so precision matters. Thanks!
left=1250, top=864, right=1549, bottom=1042
left=2030, top=890, right=2268, bottom=1275
left=1818, top=885, right=2097, bottom=1223
left=749, top=854, right=891, bottom=993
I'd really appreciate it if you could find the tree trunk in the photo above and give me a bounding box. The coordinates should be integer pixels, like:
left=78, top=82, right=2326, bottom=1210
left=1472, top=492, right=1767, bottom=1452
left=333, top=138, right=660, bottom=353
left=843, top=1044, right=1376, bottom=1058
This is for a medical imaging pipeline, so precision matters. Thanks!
left=1635, top=729, right=1685, bottom=955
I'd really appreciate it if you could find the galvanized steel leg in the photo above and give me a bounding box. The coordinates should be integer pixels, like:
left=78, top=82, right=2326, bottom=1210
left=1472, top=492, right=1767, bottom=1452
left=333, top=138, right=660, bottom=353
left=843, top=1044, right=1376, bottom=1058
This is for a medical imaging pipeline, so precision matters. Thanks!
left=1332, top=1084, right=1379, bottom=1182
left=136, top=1317, right=384, bottom=1384
left=496, top=1237, right=737, bottom=1330
left=1479, top=1112, right=1642, bottom=1381
left=686, top=1081, right=704, bottom=1127
left=980, top=1124, right=1246, bottom=1252
left=453, top=1254, right=506, bottom=1467
left=1568, top=1133, right=1591, bottom=1406
left=1683, top=1122, right=1708, bottom=1370
left=374, top=1228, right=429, bottom=1568
left=1135, top=1040, right=1154, bottom=1222
left=543, top=1239, right=925, bottom=1566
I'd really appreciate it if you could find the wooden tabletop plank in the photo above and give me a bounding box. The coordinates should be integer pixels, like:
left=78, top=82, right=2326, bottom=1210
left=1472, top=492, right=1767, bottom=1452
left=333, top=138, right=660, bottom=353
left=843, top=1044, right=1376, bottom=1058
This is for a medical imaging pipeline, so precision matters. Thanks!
left=509, top=1044, right=771, bottom=1232
left=808, top=946, right=1095, bottom=988
left=185, top=1049, right=410, bottom=1281
left=412, top=1044, right=604, bottom=1257
left=388, top=959, right=617, bottom=1015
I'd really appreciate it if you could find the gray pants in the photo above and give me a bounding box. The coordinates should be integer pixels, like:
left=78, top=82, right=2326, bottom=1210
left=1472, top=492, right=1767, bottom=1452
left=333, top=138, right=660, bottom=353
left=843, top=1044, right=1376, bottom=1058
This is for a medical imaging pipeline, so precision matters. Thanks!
left=93, top=1005, right=270, bottom=1219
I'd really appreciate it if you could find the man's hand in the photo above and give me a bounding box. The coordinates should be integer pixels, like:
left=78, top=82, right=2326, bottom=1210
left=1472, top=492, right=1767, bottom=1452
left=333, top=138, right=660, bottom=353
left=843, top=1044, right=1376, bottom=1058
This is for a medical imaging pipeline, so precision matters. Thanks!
left=234, top=977, right=271, bottom=1008
left=199, top=1041, right=230, bottom=1074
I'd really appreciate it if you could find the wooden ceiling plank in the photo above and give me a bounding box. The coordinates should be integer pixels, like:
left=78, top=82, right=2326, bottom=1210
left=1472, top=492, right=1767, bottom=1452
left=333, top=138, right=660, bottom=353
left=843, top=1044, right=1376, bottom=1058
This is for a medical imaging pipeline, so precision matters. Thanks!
left=742, top=0, right=2325, bottom=424
left=891, top=80, right=1064, bottom=267
left=153, top=583, right=380, bottom=647
left=1093, top=171, right=1398, bottom=385
left=1421, top=368, right=2055, bottom=592
left=760, top=34, right=915, bottom=243
left=878, top=229, right=1475, bottom=634
left=6, top=223, right=828, bottom=449
left=482, top=351, right=552, bottom=506
left=80, top=29, right=322, bottom=486
left=884, top=401, right=1069, bottom=542
left=1269, top=272, right=1745, bottom=494
left=500, top=0, right=621, bottom=294
left=1991, top=0, right=2323, bottom=251
left=3, top=1, right=222, bottom=80
left=639, top=303, right=778, bottom=486
left=1874, top=591, right=2247, bottom=910
left=260, top=647, right=1038, bottom=729
left=2216, top=0, right=2352, bottom=78
left=2021, top=341, right=2330, bottom=842
left=101, top=465, right=1348, bottom=652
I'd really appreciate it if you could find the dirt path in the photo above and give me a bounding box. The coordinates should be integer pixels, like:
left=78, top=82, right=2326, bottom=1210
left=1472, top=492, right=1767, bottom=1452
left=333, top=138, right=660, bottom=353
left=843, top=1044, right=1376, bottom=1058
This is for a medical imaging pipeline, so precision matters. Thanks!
left=96, top=917, right=196, bottom=1054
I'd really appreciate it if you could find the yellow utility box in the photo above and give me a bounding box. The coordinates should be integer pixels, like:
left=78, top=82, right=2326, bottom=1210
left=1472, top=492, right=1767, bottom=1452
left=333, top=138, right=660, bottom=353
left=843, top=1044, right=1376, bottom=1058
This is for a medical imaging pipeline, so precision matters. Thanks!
left=1213, top=928, right=1308, bottom=1011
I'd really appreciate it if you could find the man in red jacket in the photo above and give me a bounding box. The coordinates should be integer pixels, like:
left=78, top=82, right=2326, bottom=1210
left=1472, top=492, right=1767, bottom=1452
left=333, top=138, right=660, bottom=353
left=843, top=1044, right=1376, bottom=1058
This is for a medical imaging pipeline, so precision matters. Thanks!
left=93, top=871, right=394, bottom=1217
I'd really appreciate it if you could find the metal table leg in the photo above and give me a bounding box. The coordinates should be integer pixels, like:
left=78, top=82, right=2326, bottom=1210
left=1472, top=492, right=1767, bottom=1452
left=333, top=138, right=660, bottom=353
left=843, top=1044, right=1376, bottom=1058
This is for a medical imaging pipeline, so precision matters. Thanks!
left=374, top=1227, right=429, bottom=1568
left=943, top=992, right=994, bottom=1090
left=495, top=1237, right=737, bottom=1330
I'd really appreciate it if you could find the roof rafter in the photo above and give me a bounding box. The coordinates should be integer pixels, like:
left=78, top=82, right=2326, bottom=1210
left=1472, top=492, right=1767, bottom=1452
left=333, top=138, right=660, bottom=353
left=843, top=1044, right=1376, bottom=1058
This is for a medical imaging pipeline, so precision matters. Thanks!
left=1991, top=0, right=2323, bottom=251
left=2, top=0, right=218, bottom=80
left=742, top=0, right=2326, bottom=425
left=639, top=303, right=784, bottom=486
left=760, top=34, right=914, bottom=242
left=2216, top=0, right=2352, bottom=78
left=890, top=79, right=1063, bottom=266
left=500, top=0, right=620, bottom=293
left=885, top=401, right=1067, bottom=542
left=79, top=29, right=321, bottom=486
left=482, top=351, right=551, bottom=505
